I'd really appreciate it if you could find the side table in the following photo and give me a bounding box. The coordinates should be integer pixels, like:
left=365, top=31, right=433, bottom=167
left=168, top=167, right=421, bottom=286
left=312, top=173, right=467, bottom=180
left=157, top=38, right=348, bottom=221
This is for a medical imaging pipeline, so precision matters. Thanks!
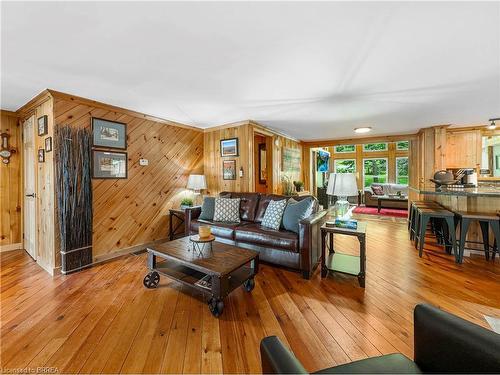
left=320, top=222, right=367, bottom=287
left=169, top=208, right=187, bottom=241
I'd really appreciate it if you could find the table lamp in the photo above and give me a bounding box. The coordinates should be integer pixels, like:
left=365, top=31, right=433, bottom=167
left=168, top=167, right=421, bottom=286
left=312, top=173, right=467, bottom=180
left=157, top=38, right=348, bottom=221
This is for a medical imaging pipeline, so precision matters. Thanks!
left=187, top=174, right=206, bottom=205
left=326, top=173, right=358, bottom=219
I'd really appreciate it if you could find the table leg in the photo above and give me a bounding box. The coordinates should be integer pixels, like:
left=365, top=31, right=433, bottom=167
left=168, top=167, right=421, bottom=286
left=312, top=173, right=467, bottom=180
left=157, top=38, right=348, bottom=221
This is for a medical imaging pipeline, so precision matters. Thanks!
left=358, top=237, right=366, bottom=288
left=169, top=213, right=174, bottom=241
left=321, top=230, right=327, bottom=278
left=147, top=251, right=156, bottom=270
left=329, top=232, right=334, bottom=254
left=378, top=200, right=381, bottom=213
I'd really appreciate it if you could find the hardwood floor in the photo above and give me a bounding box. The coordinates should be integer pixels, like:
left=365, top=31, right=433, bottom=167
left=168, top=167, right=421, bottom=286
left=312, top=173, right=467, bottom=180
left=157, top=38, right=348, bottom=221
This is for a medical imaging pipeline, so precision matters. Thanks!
left=1, top=214, right=499, bottom=374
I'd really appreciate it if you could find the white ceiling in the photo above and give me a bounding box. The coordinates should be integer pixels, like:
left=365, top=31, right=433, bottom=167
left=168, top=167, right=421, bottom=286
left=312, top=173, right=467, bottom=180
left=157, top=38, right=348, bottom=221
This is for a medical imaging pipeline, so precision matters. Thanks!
left=1, top=1, right=499, bottom=140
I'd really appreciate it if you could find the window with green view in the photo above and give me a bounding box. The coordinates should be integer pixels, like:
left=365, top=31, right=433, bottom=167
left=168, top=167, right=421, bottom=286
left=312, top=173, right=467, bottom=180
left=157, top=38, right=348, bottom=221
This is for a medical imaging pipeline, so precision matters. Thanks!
left=396, top=141, right=409, bottom=151
left=396, top=157, right=409, bottom=185
left=334, top=159, right=356, bottom=173
left=363, top=158, right=388, bottom=187
left=363, top=143, right=387, bottom=152
left=334, top=144, right=355, bottom=153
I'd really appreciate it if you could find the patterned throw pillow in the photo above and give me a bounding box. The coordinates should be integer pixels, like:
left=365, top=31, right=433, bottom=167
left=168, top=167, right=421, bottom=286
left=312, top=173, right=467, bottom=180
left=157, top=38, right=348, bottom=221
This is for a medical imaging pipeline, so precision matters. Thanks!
left=371, top=185, right=384, bottom=196
left=213, top=197, right=241, bottom=223
left=261, top=199, right=287, bottom=230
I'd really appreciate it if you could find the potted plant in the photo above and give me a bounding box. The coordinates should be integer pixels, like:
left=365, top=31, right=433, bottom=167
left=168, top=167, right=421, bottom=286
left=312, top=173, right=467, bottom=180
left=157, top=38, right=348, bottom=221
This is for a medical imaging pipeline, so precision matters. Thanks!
left=293, top=180, right=304, bottom=192
left=180, top=198, right=193, bottom=209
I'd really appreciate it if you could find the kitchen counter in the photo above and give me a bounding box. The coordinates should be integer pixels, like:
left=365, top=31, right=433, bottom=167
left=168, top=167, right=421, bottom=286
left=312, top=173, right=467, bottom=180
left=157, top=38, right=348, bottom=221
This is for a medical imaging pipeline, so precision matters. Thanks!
left=409, top=185, right=500, bottom=197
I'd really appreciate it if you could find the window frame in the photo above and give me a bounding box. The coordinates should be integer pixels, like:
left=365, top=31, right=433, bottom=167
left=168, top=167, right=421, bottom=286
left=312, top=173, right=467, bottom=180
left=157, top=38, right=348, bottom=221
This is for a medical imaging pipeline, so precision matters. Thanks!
left=334, top=158, right=356, bottom=173
left=334, top=144, right=356, bottom=154
left=396, top=156, right=409, bottom=185
left=396, top=141, right=409, bottom=151
left=362, top=142, right=388, bottom=152
left=362, top=157, right=388, bottom=187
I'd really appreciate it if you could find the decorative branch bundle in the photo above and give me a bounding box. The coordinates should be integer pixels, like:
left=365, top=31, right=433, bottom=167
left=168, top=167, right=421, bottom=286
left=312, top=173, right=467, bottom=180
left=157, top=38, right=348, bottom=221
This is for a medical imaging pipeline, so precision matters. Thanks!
left=55, top=124, right=93, bottom=274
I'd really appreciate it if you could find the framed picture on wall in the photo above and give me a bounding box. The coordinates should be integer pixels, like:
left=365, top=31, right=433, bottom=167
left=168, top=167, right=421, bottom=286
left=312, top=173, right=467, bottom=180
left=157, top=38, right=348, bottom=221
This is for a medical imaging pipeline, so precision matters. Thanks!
left=37, top=115, right=48, bottom=136
left=92, top=151, right=128, bottom=179
left=220, top=138, right=239, bottom=157
left=45, top=137, right=53, bottom=152
left=223, top=160, right=236, bottom=180
left=38, top=148, right=45, bottom=163
left=92, top=118, right=127, bottom=150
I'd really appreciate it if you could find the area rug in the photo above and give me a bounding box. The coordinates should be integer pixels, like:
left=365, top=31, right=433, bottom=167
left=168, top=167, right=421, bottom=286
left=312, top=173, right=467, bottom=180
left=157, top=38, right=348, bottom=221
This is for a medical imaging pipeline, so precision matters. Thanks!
left=353, top=205, right=408, bottom=218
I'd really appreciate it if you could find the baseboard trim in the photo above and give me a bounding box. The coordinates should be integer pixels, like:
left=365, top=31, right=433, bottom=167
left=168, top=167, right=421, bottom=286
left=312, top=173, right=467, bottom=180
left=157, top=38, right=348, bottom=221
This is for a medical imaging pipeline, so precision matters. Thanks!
left=92, top=238, right=169, bottom=265
left=0, top=243, right=23, bottom=252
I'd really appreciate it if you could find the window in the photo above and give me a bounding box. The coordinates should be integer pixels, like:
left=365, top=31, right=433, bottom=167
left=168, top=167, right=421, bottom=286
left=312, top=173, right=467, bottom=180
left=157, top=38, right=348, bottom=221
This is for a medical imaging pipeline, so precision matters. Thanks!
left=396, top=141, right=409, bottom=151
left=334, top=144, right=355, bottom=153
left=334, top=159, right=356, bottom=173
left=396, top=157, right=409, bottom=185
left=363, top=158, right=388, bottom=187
left=363, top=143, right=387, bottom=152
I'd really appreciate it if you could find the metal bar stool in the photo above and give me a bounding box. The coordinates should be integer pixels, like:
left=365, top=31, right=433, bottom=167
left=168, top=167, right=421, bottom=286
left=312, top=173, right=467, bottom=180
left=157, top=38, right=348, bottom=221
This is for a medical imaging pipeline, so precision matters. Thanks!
left=409, top=201, right=441, bottom=241
left=455, top=211, right=500, bottom=263
left=415, top=207, right=457, bottom=261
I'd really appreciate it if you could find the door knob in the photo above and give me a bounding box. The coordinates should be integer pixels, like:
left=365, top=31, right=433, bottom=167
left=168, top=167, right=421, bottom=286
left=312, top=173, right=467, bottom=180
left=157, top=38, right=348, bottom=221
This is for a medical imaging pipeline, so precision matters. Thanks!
left=25, top=193, right=36, bottom=198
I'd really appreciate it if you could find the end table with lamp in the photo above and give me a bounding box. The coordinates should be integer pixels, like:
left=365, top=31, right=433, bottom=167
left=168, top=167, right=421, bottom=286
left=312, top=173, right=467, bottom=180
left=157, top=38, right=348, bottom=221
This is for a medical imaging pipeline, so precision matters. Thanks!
left=187, top=174, right=207, bottom=206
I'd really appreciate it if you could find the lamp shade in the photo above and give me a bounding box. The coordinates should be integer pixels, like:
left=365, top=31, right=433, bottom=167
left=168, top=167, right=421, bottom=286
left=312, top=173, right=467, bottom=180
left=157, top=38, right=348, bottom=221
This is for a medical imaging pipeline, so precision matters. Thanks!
left=187, top=174, right=207, bottom=190
left=326, top=173, right=357, bottom=197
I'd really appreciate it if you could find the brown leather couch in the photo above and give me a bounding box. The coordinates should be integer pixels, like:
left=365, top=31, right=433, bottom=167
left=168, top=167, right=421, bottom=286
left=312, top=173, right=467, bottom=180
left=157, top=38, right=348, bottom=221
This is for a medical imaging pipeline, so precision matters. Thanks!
left=184, top=192, right=327, bottom=279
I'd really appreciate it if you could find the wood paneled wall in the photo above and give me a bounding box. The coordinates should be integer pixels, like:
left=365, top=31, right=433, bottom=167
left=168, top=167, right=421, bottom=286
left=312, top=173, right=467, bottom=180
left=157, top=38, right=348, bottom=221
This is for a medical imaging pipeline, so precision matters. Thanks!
left=203, top=121, right=302, bottom=195
left=53, top=95, right=204, bottom=261
left=0, top=110, right=22, bottom=250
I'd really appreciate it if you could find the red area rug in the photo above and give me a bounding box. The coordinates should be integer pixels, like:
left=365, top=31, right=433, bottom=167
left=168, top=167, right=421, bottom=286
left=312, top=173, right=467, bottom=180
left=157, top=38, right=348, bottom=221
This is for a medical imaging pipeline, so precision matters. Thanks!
left=353, top=205, right=408, bottom=218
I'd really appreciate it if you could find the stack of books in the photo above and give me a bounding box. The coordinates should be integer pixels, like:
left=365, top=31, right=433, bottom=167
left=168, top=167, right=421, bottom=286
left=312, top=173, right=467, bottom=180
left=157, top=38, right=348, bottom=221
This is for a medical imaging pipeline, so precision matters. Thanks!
left=326, top=218, right=358, bottom=230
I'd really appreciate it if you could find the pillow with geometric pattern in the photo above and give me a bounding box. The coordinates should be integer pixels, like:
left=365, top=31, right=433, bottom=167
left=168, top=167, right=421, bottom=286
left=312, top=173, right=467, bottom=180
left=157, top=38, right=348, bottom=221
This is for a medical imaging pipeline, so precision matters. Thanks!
left=213, top=197, right=241, bottom=223
left=371, top=185, right=384, bottom=196
left=261, top=199, right=287, bottom=230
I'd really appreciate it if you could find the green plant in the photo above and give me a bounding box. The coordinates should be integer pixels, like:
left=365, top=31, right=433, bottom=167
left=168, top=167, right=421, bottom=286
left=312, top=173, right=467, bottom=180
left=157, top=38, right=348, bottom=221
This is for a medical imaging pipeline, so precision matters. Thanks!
left=180, top=198, right=193, bottom=207
left=293, top=180, right=304, bottom=192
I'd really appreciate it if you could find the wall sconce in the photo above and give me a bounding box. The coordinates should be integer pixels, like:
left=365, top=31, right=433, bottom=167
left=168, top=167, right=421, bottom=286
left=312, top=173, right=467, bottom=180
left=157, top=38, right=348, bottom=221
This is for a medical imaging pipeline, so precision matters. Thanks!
left=487, top=118, right=498, bottom=130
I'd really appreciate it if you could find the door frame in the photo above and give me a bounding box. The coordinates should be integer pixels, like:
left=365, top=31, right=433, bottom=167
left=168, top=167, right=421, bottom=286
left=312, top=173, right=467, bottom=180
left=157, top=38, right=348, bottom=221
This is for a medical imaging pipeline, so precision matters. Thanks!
left=22, top=115, right=37, bottom=260
left=252, top=130, right=274, bottom=193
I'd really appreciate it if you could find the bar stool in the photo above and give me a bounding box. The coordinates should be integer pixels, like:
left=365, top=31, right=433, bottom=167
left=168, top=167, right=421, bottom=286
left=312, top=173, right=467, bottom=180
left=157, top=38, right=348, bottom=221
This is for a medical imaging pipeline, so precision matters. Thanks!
left=455, top=211, right=500, bottom=263
left=409, top=201, right=441, bottom=241
left=415, top=207, right=457, bottom=261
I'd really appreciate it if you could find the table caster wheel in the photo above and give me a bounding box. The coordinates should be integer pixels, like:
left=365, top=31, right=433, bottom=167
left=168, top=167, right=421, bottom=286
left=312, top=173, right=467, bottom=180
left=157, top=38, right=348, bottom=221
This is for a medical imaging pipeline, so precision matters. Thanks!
left=143, top=271, right=160, bottom=289
left=208, top=298, right=224, bottom=317
left=243, top=278, right=255, bottom=292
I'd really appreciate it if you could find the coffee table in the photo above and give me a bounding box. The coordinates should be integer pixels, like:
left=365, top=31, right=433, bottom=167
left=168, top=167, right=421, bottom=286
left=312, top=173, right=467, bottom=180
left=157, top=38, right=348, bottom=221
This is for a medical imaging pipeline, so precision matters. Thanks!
left=143, top=236, right=259, bottom=317
left=377, top=195, right=408, bottom=212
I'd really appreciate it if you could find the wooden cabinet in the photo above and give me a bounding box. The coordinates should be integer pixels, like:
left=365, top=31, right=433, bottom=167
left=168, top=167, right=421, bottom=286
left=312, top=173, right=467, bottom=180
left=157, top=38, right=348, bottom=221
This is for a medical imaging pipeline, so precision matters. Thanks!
left=445, top=130, right=481, bottom=169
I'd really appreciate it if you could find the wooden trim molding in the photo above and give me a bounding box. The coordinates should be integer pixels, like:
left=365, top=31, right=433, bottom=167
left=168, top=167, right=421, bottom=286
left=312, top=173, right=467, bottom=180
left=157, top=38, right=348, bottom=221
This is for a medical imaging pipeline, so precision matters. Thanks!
left=0, top=243, right=23, bottom=252
left=304, top=133, right=417, bottom=148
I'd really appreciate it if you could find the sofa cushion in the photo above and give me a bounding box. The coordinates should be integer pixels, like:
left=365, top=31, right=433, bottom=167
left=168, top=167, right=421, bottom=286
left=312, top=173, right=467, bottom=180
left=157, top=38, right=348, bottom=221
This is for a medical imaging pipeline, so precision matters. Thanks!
left=282, top=197, right=314, bottom=233
left=261, top=199, right=288, bottom=230
left=213, top=197, right=240, bottom=223
left=220, top=192, right=260, bottom=221
left=199, top=197, right=215, bottom=220
left=234, top=223, right=298, bottom=252
left=190, top=219, right=238, bottom=240
left=255, top=194, right=287, bottom=223
left=315, top=353, right=421, bottom=374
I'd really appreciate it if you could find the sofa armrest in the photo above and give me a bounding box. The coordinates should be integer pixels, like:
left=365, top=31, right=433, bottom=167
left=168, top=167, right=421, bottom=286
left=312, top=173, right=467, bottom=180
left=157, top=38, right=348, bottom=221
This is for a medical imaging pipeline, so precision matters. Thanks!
left=184, top=206, right=202, bottom=235
left=298, top=210, right=328, bottom=278
left=414, top=303, right=500, bottom=373
left=260, top=336, right=308, bottom=374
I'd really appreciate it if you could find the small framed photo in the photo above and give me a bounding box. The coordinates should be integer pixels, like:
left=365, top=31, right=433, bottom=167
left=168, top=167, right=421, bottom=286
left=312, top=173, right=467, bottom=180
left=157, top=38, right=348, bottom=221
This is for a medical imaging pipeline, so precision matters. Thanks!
left=38, top=148, right=45, bottom=163
left=45, top=137, right=53, bottom=152
left=220, top=138, right=239, bottom=157
left=92, top=118, right=127, bottom=150
left=223, top=160, right=236, bottom=180
left=92, top=150, right=127, bottom=179
left=37, top=115, right=48, bottom=136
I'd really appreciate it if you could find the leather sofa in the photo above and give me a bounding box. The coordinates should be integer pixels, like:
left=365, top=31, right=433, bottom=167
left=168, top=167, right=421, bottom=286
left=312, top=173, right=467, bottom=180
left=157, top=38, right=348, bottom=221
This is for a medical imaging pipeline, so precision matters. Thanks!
left=364, top=183, right=408, bottom=209
left=185, top=192, right=327, bottom=279
left=260, top=303, right=500, bottom=374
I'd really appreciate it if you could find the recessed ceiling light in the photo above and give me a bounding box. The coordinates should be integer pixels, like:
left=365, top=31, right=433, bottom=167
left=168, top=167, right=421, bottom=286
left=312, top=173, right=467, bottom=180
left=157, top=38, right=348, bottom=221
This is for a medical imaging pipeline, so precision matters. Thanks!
left=354, top=127, right=372, bottom=134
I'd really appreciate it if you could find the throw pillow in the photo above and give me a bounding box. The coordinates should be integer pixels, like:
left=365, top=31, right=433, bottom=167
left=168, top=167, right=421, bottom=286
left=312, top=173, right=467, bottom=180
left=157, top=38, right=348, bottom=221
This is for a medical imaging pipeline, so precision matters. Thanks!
left=282, top=197, right=314, bottom=233
left=371, top=185, right=384, bottom=196
left=261, top=199, right=287, bottom=230
left=213, top=197, right=241, bottom=223
left=199, top=197, right=215, bottom=220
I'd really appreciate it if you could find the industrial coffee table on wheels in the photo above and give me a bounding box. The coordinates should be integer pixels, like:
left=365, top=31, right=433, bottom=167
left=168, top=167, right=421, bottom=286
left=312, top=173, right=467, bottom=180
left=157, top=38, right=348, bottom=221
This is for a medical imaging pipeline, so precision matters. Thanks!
left=143, top=236, right=259, bottom=317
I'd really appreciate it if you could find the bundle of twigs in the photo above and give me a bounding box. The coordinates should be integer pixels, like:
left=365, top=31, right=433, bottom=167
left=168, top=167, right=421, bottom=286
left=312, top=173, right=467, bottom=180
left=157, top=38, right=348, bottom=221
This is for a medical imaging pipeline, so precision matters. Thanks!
left=55, top=124, right=93, bottom=274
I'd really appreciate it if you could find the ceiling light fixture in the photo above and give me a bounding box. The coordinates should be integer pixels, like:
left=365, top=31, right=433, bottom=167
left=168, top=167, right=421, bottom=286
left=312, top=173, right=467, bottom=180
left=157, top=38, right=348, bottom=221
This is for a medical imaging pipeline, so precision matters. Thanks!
left=487, top=118, right=498, bottom=130
left=354, top=127, right=372, bottom=134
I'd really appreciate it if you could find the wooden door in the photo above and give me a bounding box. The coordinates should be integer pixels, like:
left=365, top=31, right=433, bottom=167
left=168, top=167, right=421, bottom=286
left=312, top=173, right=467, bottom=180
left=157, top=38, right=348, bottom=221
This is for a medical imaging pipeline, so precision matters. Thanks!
left=23, top=116, right=37, bottom=260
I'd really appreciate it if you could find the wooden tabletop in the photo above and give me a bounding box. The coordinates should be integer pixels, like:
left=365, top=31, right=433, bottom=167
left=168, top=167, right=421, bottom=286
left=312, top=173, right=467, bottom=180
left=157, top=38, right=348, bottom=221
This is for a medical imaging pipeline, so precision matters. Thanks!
left=147, top=237, right=258, bottom=276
